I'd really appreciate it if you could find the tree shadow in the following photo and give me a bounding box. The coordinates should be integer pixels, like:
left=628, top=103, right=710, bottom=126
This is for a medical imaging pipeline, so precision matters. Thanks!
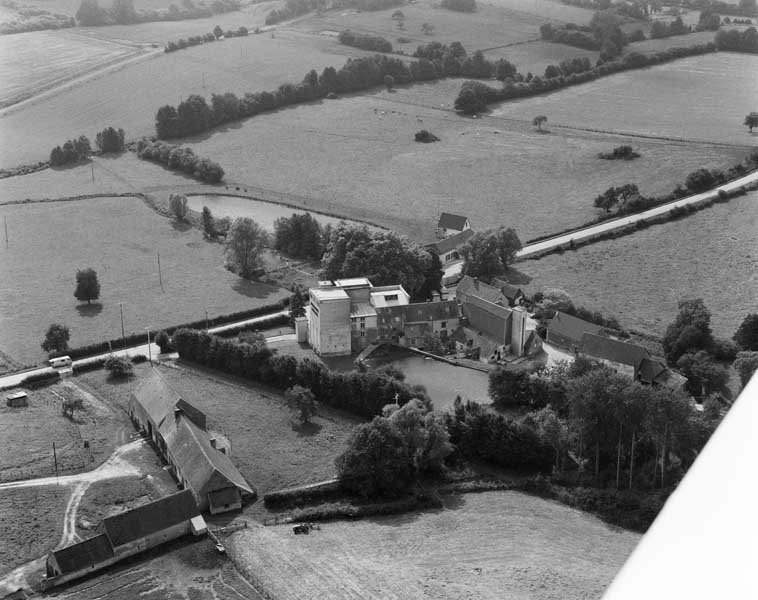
left=502, top=266, right=533, bottom=286
left=292, top=420, right=323, bottom=437
left=76, top=302, right=104, bottom=317
left=171, top=219, right=194, bottom=232
left=231, top=278, right=280, bottom=298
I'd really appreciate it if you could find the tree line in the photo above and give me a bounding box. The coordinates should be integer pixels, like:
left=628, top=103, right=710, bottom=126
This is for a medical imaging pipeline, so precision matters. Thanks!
left=136, top=138, right=224, bottom=183
left=453, top=42, right=716, bottom=114
left=75, top=0, right=239, bottom=26
left=172, top=328, right=427, bottom=418
left=153, top=43, right=510, bottom=140
left=164, top=24, right=249, bottom=53
left=265, top=0, right=402, bottom=25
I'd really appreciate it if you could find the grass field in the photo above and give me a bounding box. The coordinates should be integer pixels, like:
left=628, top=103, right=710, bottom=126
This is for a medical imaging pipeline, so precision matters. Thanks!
left=0, top=30, right=145, bottom=109
left=229, top=490, right=640, bottom=600
left=0, top=29, right=373, bottom=167
left=484, top=39, right=599, bottom=76
left=79, top=363, right=358, bottom=516
left=491, top=52, right=758, bottom=146
left=519, top=191, right=758, bottom=338
left=0, top=196, right=287, bottom=367
left=0, top=486, right=69, bottom=575
left=292, top=0, right=543, bottom=55
left=0, top=382, right=126, bottom=481
left=182, top=80, right=745, bottom=242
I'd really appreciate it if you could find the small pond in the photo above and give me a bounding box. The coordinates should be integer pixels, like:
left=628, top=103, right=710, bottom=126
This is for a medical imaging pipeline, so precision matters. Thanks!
left=369, top=352, right=491, bottom=413
left=186, top=194, right=374, bottom=231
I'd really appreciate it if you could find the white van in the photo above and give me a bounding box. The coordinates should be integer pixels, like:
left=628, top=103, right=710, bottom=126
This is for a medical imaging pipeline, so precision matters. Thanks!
left=49, top=356, right=72, bottom=368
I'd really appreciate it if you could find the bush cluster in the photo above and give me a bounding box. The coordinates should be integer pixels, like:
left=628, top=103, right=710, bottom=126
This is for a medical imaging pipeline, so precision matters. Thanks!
left=266, top=0, right=401, bottom=24
left=454, top=42, right=716, bottom=114
left=715, top=26, right=758, bottom=52
left=598, top=145, right=639, bottom=160
left=50, top=136, right=91, bottom=166
left=136, top=138, right=224, bottom=183
left=445, top=400, right=554, bottom=473
left=165, top=26, right=249, bottom=52
left=543, top=56, right=593, bottom=79
left=95, top=127, right=126, bottom=153
left=172, top=328, right=426, bottom=418
left=288, top=493, right=443, bottom=523
left=338, top=30, right=393, bottom=53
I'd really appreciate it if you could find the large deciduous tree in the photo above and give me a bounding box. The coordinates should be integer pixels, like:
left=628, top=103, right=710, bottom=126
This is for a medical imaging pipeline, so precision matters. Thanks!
left=662, top=298, right=714, bottom=364
left=733, top=351, right=758, bottom=388
left=169, top=193, right=188, bottom=221
left=676, top=350, right=729, bottom=397
left=733, top=313, right=758, bottom=350
left=224, top=217, right=268, bottom=278
left=285, top=385, right=317, bottom=424
left=744, top=112, right=758, bottom=133
left=74, top=268, right=100, bottom=304
left=274, top=213, right=324, bottom=260
left=42, top=324, right=70, bottom=354
left=460, top=226, right=522, bottom=282
left=320, top=225, right=441, bottom=301
left=335, top=398, right=451, bottom=496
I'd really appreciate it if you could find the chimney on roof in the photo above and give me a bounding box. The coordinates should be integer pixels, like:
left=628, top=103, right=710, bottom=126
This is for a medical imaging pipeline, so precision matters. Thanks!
left=174, top=407, right=182, bottom=419
left=210, top=438, right=217, bottom=449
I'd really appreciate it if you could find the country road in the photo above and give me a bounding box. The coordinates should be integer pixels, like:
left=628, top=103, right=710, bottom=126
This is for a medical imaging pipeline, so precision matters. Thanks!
left=440, top=169, right=758, bottom=281
left=0, top=310, right=290, bottom=389
left=516, top=169, right=758, bottom=258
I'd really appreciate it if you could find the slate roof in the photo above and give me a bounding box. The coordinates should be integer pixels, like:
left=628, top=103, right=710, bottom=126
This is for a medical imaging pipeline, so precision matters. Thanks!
left=403, top=300, right=459, bottom=322
left=547, top=311, right=603, bottom=345
left=437, top=213, right=469, bottom=231
left=426, top=229, right=474, bottom=255
left=98, top=490, right=198, bottom=548
left=131, top=372, right=181, bottom=429
left=161, top=415, right=254, bottom=499
left=491, top=279, right=525, bottom=302
left=579, top=333, right=650, bottom=368
left=464, top=294, right=512, bottom=320
left=638, top=357, right=668, bottom=384
left=52, top=534, right=113, bottom=574
left=456, top=276, right=507, bottom=305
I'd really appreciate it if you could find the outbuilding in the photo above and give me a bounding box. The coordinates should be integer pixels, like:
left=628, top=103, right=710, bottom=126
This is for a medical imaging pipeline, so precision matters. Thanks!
left=5, top=391, right=28, bottom=408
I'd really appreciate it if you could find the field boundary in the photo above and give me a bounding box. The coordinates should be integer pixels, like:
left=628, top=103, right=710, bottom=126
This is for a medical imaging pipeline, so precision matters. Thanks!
left=186, top=190, right=391, bottom=231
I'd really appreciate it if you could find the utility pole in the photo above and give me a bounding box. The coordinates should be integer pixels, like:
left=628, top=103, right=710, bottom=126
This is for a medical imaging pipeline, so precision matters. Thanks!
left=91, top=161, right=95, bottom=183
left=53, top=442, right=59, bottom=486
left=157, top=252, right=164, bottom=292
left=205, top=309, right=209, bottom=331
left=3, top=216, right=7, bottom=248
left=145, top=327, right=152, bottom=365
left=119, top=302, right=126, bottom=352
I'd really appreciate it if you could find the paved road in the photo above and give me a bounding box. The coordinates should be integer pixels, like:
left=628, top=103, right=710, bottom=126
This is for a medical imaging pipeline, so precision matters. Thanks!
left=442, top=170, right=758, bottom=281
left=517, top=170, right=758, bottom=259
left=0, top=310, right=289, bottom=389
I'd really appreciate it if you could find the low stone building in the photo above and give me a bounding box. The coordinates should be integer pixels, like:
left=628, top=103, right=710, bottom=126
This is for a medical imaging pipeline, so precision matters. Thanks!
left=128, top=373, right=255, bottom=513
left=546, top=311, right=603, bottom=351
left=436, top=212, right=472, bottom=238
left=45, top=490, right=204, bottom=589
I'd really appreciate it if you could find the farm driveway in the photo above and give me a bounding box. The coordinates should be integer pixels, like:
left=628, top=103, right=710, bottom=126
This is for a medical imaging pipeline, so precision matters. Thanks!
left=0, top=440, right=144, bottom=593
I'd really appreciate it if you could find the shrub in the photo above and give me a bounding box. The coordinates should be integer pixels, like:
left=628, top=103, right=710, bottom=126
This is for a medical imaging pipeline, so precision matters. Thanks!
left=20, top=370, right=61, bottom=388
left=414, top=130, right=439, bottom=143
left=95, top=127, right=126, bottom=153
left=599, top=145, right=639, bottom=160
left=130, top=354, right=148, bottom=364
left=104, top=355, right=134, bottom=377
left=155, top=330, right=172, bottom=353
